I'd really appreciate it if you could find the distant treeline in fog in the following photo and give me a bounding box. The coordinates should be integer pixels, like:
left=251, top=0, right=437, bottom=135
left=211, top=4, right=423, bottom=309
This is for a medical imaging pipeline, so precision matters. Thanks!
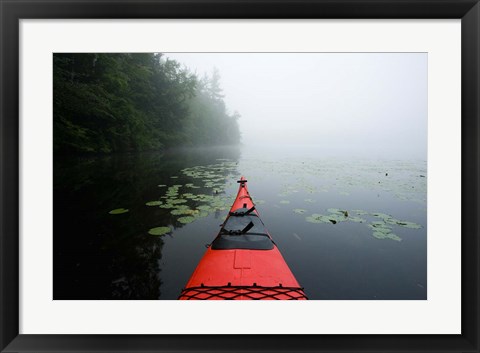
left=53, top=53, right=241, bottom=154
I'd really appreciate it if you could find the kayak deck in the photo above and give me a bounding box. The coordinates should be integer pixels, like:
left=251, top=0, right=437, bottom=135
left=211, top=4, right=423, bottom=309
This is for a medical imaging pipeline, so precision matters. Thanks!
left=178, top=177, right=307, bottom=300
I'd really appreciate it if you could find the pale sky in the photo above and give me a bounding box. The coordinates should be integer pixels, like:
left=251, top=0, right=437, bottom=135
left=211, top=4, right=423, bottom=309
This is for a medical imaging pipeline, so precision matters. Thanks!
left=165, top=53, right=427, bottom=159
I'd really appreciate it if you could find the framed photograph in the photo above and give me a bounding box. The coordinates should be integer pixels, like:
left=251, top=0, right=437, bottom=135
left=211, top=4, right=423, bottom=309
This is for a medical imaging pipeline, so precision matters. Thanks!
left=1, top=0, right=478, bottom=352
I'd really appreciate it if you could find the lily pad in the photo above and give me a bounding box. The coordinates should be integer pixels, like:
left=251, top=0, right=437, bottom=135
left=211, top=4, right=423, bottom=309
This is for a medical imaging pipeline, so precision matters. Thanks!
left=169, top=199, right=187, bottom=204
left=109, top=208, right=129, bottom=215
left=327, top=208, right=345, bottom=215
left=372, top=231, right=388, bottom=239
left=371, top=229, right=401, bottom=241
left=194, top=211, right=209, bottom=218
left=148, top=226, right=171, bottom=236
left=280, top=200, right=290, bottom=204
left=145, top=201, right=162, bottom=206
left=368, top=224, right=392, bottom=234
left=367, top=222, right=402, bottom=241
left=173, top=204, right=190, bottom=210
left=293, top=208, right=307, bottom=214
left=306, top=214, right=334, bottom=224
left=178, top=216, right=195, bottom=224
left=395, top=221, right=422, bottom=229
left=372, top=212, right=392, bottom=220
left=349, top=216, right=366, bottom=223
left=387, top=233, right=402, bottom=241
left=171, top=209, right=195, bottom=215
left=159, top=203, right=176, bottom=209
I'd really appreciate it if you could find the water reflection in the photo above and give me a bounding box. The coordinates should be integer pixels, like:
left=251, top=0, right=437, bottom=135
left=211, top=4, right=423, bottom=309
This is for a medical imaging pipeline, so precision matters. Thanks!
left=54, top=146, right=241, bottom=299
left=54, top=145, right=427, bottom=300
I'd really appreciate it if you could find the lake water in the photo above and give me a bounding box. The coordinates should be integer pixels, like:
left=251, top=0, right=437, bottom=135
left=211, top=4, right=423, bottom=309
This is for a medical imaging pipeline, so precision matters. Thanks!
left=54, top=144, right=427, bottom=300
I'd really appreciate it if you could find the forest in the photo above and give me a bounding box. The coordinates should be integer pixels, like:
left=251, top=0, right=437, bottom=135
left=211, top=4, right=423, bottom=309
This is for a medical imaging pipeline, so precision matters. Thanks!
left=53, top=53, right=241, bottom=154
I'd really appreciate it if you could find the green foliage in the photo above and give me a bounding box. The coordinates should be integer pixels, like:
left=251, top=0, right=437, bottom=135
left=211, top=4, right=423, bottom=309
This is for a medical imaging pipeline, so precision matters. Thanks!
left=145, top=201, right=162, bottom=206
left=54, top=54, right=241, bottom=154
left=148, top=226, right=172, bottom=236
left=109, top=208, right=129, bottom=215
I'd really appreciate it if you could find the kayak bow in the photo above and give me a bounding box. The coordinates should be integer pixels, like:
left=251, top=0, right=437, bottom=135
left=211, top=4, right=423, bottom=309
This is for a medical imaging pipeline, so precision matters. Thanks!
left=178, top=177, right=307, bottom=300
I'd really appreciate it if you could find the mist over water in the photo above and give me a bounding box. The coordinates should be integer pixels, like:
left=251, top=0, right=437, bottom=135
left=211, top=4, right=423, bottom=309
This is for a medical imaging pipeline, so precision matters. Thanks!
left=166, top=53, right=427, bottom=160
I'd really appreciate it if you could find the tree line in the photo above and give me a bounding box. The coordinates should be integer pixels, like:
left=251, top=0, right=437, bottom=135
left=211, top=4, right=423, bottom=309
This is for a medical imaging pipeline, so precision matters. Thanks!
left=53, top=53, right=241, bottom=154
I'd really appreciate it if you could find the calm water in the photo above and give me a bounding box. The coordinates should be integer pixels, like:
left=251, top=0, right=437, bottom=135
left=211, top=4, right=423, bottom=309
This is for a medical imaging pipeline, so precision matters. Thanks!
left=54, top=145, right=427, bottom=300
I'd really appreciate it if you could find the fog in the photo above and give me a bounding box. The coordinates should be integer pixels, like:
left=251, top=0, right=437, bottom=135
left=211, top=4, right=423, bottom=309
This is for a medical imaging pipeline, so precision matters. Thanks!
left=165, top=53, right=427, bottom=160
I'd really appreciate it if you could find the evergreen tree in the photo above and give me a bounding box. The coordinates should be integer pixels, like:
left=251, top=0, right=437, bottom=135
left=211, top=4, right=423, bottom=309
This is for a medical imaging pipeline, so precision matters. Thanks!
left=53, top=53, right=240, bottom=154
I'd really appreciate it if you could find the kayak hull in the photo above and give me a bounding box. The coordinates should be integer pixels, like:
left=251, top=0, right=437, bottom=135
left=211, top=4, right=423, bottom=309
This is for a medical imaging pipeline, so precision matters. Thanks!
left=179, top=177, right=307, bottom=300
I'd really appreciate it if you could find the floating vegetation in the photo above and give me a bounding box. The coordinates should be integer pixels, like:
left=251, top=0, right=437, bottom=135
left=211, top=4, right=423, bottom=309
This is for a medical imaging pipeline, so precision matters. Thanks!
left=323, top=209, right=349, bottom=223
left=148, top=226, right=171, bottom=236
left=166, top=189, right=180, bottom=197
left=167, top=163, right=239, bottom=226
left=169, top=199, right=187, bottom=204
left=171, top=208, right=197, bottom=216
left=144, top=160, right=425, bottom=236
left=372, top=212, right=391, bottom=220
left=159, top=203, right=176, bottom=209
left=145, top=201, right=162, bottom=207
left=157, top=184, right=167, bottom=188
left=306, top=214, right=336, bottom=224
left=181, top=162, right=237, bottom=182
left=248, top=159, right=426, bottom=204
left=194, top=211, right=209, bottom=218
left=178, top=216, right=195, bottom=224
left=109, top=208, right=129, bottom=215
left=393, top=221, right=422, bottom=229
left=327, top=208, right=346, bottom=216
left=371, top=213, right=422, bottom=230
left=305, top=208, right=421, bottom=241
left=368, top=223, right=401, bottom=241
left=349, top=216, right=366, bottom=223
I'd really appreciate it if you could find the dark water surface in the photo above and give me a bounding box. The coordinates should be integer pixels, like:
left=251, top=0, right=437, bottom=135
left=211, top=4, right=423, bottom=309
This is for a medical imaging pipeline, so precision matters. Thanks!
left=54, top=145, right=427, bottom=300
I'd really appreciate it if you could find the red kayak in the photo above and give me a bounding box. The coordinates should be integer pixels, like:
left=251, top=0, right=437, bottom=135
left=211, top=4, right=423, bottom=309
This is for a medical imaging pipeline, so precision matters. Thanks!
left=178, top=177, right=307, bottom=300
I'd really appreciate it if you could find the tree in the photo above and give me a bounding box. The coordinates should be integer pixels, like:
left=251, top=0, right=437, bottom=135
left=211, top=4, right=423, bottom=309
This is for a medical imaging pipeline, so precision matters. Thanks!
left=53, top=53, right=240, bottom=154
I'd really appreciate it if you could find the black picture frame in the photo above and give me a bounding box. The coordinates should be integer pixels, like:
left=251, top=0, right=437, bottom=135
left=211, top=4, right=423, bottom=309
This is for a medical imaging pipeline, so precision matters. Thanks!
left=1, top=0, right=478, bottom=352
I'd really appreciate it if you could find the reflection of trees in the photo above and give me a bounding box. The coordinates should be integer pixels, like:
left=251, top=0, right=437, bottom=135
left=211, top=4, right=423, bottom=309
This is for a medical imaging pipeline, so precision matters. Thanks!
left=54, top=146, right=240, bottom=299
left=110, top=237, right=163, bottom=299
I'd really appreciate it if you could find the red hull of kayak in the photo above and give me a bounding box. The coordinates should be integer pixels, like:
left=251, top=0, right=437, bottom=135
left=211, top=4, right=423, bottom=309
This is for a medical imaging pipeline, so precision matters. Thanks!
left=179, top=177, right=307, bottom=300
